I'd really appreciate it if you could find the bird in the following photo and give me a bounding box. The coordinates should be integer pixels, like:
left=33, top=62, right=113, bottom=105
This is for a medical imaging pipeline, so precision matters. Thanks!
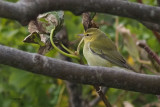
left=80, top=27, right=137, bottom=107
left=82, top=28, right=134, bottom=71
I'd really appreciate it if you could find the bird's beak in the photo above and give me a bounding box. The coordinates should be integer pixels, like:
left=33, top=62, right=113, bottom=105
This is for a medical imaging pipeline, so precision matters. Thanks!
left=77, top=34, right=85, bottom=36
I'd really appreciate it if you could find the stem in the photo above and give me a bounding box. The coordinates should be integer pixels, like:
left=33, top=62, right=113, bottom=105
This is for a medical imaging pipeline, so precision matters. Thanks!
left=115, top=17, right=119, bottom=49
left=60, top=43, right=74, bottom=54
left=56, top=85, right=65, bottom=107
left=137, top=58, right=151, bottom=65
left=152, top=31, right=160, bottom=43
left=76, top=37, right=84, bottom=55
left=50, top=29, right=80, bottom=59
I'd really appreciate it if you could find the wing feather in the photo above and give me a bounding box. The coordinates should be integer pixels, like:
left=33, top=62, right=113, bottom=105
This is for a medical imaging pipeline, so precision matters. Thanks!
left=89, top=34, right=133, bottom=70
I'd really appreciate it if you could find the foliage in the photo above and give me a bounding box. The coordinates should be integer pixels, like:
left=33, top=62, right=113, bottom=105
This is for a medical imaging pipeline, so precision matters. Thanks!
left=0, top=0, right=160, bottom=107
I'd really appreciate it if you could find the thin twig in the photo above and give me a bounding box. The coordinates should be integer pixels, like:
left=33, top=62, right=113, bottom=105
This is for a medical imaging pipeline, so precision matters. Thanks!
left=152, top=31, right=160, bottom=43
left=115, top=17, right=119, bottom=49
left=56, top=85, right=65, bottom=107
left=90, top=87, right=109, bottom=106
left=94, top=86, right=112, bottom=107
left=82, top=12, right=98, bottom=31
left=137, top=41, right=160, bottom=65
left=137, top=0, right=143, bottom=3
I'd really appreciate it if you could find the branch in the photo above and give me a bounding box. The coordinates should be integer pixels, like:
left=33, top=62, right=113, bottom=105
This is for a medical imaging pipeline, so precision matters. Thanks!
left=140, top=21, right=160, bottom=32
left=1, top=0, right=160, bottom=25
left=82, top=12, right=98, bottom=31
left=90, top=87, right=108, bottom=107
left=158, top=0, right=160, bottom=6
left=1, top=45, right=160, bottom=94
left=137, top=0, right=143, bottom=3
left=137, top=41, right=160, bottom=65
left=152, top=31, right=160, bottom=43
left=136, top=0, right=160, bottom=32
left=65, top=81, right=83, bottom=107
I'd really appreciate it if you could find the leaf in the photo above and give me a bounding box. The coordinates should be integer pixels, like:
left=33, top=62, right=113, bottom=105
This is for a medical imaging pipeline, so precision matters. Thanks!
left=117, top=25, right=139, bottom=60
left=23, top=32, right=45, bottom=46
left=98, top=100, right=105, bottom=106
left=127, top=56, right=134, bottom=65
left=37, top=13, right=58, bottom=34
left=123, top=101, right=134, bottom=107
left=28, top=20, right=39, bottom=33
left=38, top=37, right=52, bottom=55
left=37, top=11, right=64, bottom=34
left=24, top=11, right=64, bottom=55
left=57, top=79, right=63, bottom=85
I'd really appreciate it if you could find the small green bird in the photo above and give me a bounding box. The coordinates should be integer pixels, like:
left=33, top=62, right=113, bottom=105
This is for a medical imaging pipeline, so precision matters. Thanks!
left=82, top=28, right=134, bottom=71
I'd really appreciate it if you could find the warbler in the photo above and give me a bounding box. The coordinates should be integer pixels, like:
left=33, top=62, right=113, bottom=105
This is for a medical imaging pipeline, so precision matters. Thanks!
left=82, top=28, right=134, bottom=71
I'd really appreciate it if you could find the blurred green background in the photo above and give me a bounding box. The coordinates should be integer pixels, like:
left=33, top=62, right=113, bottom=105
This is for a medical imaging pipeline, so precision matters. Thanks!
left=0, top=0, right=160, bottom=107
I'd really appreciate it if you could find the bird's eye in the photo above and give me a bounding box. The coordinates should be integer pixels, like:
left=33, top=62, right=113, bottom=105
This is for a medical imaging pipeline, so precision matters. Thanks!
left=86, top=34, right=89, bottom=36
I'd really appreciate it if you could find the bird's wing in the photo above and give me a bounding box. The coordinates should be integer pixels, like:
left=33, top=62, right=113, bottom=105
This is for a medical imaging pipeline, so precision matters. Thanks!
left=89, top=35, right=133, bottom=70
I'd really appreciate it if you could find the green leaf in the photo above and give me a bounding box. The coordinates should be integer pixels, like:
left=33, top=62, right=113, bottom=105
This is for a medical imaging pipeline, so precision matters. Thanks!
left=23, top=32, right=45, bottom=46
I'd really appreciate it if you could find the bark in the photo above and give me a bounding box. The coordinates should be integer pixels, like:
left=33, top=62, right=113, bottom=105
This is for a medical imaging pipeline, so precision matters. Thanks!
left=0, top=45, right=160, bottom=94
left=0, top=0, right=160, bottom=27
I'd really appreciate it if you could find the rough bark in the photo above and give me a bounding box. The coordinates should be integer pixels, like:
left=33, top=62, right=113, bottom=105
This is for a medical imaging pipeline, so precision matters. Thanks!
left=0, top=45, right=160, bottom=94
left=0, top=0, right=160, bottom=27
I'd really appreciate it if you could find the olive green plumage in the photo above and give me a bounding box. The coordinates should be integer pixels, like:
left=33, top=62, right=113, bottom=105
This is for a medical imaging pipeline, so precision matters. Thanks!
left=83, top=28, right=134, bottom=71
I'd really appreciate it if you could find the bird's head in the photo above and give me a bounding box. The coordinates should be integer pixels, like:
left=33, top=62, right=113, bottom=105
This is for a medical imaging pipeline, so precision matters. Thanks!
left=80, top=28, right=102, bottom=43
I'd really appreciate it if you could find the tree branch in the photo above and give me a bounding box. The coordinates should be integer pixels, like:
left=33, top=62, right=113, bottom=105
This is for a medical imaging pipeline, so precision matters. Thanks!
left=158, top=0, right=160, bottom=6
left=140, top=21, right=160, bottom=32
left=136, top=0, right=160, bottom=33
left=0, top=0, right=160, bottom=25
left=152, top=31, right=160, bottom=43
left=65, top=81, right=84, bottom=107
left=90, top=87, right=109, bottom=107
left=0, top=45, right=160, bottom=94
left=137, top=41, right=160, bottom=65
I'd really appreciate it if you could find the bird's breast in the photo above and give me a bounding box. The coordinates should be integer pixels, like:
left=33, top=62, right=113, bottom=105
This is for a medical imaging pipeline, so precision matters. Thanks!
left=83, top=42, right=111, bottom=67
